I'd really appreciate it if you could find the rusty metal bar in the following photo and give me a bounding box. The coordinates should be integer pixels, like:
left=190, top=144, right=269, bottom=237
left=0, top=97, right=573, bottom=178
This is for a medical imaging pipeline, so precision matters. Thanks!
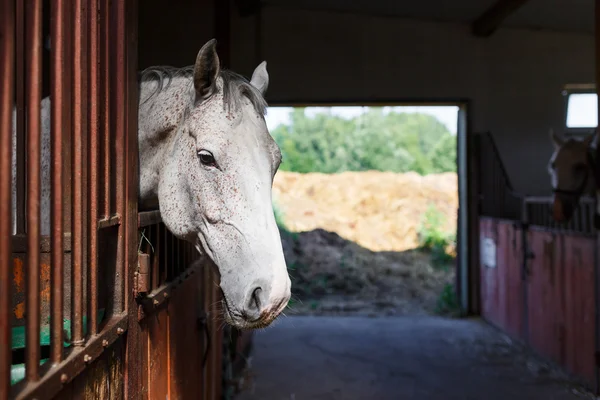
left=0, top=0, right=15, bottom=395
left=112, top=0, right=126, bottom=314
left=71, top=0, right=86, bottom=345
left=98, top=214, right=122, bottom=229
left=50, top=0, right=66, bottom=364
left=88, top=0, right=100, bottom=337
left=124, top=0, right=141, bottom=394
left=15, top=0, right=26, bottom=234
left=100, top=0, right=111, bottom=218
left=12, top=315, right=128, bottom=400
left=138, top=210, right=162, bottom=228
left=25, top=0, right=43, bottom=382
left=137, top=266, right=199, bottom=321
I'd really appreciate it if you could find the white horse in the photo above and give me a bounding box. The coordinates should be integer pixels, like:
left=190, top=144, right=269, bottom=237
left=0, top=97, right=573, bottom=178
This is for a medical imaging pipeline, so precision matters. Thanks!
left=547, top=129, right=598, bottom=222
left=11, top=39, right=291, bottom=330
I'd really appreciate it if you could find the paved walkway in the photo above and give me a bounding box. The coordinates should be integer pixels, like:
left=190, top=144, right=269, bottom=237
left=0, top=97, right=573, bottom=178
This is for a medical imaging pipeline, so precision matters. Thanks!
left=236, top=316, right=597, bottom=400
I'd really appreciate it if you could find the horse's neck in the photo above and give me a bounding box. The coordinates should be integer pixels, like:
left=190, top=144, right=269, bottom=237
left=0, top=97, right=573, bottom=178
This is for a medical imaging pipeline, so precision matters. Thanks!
left=137, top=76, right=192, bottom=207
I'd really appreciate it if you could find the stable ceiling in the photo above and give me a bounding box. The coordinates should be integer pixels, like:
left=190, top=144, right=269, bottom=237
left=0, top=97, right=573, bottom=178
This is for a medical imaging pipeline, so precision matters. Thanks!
left=260, top=0, right=594, bottom=35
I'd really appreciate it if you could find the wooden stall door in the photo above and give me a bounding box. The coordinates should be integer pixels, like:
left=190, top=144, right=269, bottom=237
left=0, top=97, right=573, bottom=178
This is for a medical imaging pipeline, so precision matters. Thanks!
left=141, top=270, right=204, bottom=399
left=133, top=211, right=226, bottom=400
left=526, top=230, right=596, bottom=385
left=479, top=218, right=525, bottom=340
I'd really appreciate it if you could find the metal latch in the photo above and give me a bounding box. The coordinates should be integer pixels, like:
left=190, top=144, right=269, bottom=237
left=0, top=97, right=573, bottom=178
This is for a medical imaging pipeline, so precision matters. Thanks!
left=134, top=251, right=150, bottom=297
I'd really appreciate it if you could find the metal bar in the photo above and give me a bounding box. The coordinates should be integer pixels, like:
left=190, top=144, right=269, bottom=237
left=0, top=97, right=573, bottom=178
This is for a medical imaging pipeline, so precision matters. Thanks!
left=50, top=0, right=66, bottom=364
left=88, top=0, right=100, bottom=337
left=138, top=210, right=162, bottom=228
left=137, top=265, right=199, bottom=321
left=71, top=0, right=85, bottom=346
left=112, top=0, right=126, bottom=314
left=124, top=0, right=141, bottom=394
left=12, top=314, right=128, bottom=400
left=0, top=0, right=15, bottom=395
left=15, top=0, right=26, bottom=234
left=98, top=214, right=122, bottom=229
left=25, top=0, right=43, bottom=382
left=101, top=0, right=111, bottom=217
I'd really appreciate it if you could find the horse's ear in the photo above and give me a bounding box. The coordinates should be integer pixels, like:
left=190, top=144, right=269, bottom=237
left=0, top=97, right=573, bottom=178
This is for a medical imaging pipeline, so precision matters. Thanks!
left=550, top=129, right=564, bottom=149
left=250, top=61, right=269, bottom=95
left=193, top=39, right=220, bottom=101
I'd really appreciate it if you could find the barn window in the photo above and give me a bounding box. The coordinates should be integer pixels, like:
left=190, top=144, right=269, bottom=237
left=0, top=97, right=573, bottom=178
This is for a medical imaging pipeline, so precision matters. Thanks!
left=562, top=84, right=597, bottom=134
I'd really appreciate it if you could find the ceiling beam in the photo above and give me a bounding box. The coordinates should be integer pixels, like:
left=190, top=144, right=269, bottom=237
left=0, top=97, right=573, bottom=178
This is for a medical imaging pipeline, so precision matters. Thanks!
left=472, top=0, right=531, bottom=37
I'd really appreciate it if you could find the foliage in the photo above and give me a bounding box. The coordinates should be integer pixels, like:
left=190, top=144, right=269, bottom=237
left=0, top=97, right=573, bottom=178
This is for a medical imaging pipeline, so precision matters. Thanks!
left=435, top=283, right=461, bottom=316
left=270, top=107, right=456, bottom=175
left=417, top=204, right=456, bottom=268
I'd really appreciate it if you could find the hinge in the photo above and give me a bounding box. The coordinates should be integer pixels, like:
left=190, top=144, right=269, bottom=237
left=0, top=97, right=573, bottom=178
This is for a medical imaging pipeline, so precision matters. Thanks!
left=134, top=252, right=150, bottom=297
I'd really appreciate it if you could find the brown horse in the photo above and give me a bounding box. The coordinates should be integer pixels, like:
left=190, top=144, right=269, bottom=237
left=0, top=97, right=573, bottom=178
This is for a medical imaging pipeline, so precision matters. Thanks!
left=547, top=129, right=598, bottom=222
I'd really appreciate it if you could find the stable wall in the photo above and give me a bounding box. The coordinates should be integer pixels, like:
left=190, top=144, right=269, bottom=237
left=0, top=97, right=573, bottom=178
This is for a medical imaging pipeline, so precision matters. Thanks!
left=230, top=7, right=594, bottom=196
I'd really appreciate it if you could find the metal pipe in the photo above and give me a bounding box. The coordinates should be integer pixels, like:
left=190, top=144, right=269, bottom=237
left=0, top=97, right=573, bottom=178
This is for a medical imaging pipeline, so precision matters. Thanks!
left=50, top=0, right=66, bottom=364
left=71, top=0, right=85, bottom=345
left=25, top=0, right=43, bottom=382
left=15, top=0, right=26, bottom=235
left=101, top=0, right=111, bottom=218
left=112, top=0, right=126, bottom=313
left=0, top=0, right=15, bottom=395
left=88, top=0, right=99, bottom=337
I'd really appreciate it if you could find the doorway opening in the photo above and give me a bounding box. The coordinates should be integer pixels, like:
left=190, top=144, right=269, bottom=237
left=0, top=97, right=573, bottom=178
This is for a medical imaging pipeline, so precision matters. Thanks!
left=265, top=104, right=468, bottom=317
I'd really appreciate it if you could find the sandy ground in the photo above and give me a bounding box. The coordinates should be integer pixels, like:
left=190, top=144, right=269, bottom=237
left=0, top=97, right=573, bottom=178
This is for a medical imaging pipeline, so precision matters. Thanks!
left=273, top=170, right=458, bottom=252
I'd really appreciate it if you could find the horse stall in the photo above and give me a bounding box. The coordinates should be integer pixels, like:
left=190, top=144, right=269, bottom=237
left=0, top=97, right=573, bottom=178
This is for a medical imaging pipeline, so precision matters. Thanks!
left=0, top=0, right=254, bottom=399
left=477, top=131, right=599, bottom=390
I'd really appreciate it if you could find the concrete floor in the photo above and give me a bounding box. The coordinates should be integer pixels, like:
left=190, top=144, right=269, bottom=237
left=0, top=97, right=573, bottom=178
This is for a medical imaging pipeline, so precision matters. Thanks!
left=236, top=316, right=597, bottom=400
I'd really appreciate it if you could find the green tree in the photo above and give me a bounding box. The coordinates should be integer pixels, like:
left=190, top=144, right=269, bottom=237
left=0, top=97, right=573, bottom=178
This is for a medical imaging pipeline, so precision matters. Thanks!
left=270, top=107, right=456, bottom=175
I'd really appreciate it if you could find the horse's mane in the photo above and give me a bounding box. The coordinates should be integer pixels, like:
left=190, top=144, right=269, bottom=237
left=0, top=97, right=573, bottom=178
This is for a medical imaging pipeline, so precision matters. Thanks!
left=138, top=65, right=268, bottom=115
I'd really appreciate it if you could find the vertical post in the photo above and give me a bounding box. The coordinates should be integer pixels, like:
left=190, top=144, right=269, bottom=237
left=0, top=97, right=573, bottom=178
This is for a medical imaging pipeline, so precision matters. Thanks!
left=0, top=0, right=15, bottom=395
left=124, top=0, right=141, bottom=397
left=25, top=0, right=43, bottom=382
left=457, top=104, right=470, bottom=315
left=15, top=1, right=26, bottom=235
left=50, top=0, right=66, bottom=363
left=88, top=0, right=100, bottom=337
left=101, top=0, right=111, bottom=218
left=71, top=0, right=86, bottom=346
left=112, top=0, right=126, bottom=315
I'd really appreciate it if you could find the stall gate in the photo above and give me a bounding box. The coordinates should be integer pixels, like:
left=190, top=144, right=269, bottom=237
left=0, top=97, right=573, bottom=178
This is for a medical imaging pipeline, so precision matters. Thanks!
left=0, top=1, right=249, bottom=399
left=476, top=132, right=599, bottom=391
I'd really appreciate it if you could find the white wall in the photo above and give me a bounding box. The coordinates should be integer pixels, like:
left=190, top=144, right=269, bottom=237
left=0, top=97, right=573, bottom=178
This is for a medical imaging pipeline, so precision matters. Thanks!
left=230, top=8, right=595, bottom=195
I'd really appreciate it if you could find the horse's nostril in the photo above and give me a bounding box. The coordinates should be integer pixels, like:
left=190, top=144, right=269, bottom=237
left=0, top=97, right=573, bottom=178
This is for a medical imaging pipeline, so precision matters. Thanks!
left=250, top=287, right=262, bottom=311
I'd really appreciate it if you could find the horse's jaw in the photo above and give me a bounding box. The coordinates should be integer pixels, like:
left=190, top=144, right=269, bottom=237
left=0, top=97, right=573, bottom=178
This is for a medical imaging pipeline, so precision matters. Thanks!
left=192, top=218, right=291, bottom=330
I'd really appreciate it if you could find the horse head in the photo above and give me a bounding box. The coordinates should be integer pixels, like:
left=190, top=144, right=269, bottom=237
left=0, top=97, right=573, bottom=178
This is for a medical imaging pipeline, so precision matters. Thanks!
left=140, top=39, right=291, bottom=329
left=547, top=129, right=597, bottom=222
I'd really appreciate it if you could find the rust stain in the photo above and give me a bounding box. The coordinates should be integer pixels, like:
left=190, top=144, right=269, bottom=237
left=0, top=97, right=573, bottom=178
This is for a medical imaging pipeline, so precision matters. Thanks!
left=13, top=258, right=24, bottom=293
left=13, top=263, right=52, bottom=319
left=40, top=263, right=51, bottom=303
left=14, top=302, right=25, bottom=319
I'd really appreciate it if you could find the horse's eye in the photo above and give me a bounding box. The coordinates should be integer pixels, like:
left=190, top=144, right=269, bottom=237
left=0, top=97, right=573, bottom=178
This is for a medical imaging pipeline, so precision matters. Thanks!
left=198, top=150, right=216, bottom=167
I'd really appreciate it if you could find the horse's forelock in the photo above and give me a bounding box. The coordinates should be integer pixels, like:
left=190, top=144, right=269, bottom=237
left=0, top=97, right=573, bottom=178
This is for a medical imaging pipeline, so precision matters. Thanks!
left=139, top=65, right=267, bottom=116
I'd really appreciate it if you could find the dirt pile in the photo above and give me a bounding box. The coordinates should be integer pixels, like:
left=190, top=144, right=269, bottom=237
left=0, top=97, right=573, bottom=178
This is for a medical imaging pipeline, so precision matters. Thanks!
left=273, top=171, right=459, bottom=317
left=281, top=228, right=455, bottom=316
left=273, top=170, right=458, bottom=252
